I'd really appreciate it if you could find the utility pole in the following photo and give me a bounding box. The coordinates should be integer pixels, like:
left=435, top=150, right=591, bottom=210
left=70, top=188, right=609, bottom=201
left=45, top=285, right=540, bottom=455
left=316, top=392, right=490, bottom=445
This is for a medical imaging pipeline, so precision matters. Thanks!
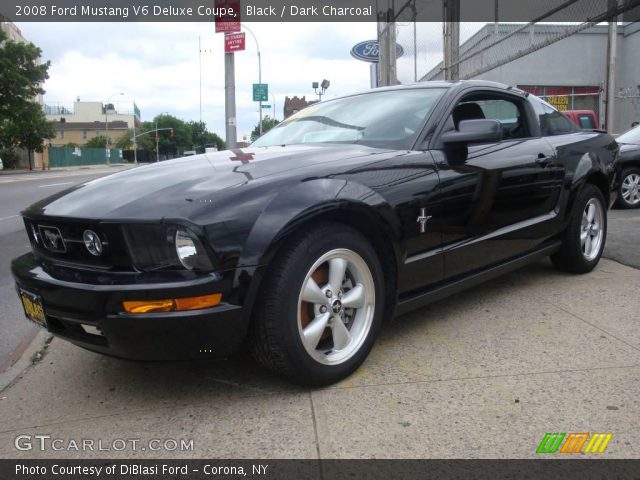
left=605, top=0, right=618, bottom=132
left=224, top=51, right=237, bottom=149
left=155, top=118, right=159, bottom=163
left=443, top=0, right=460, bottom=80
left=242, top=24, right=262, bottom=137
left=132, top=118, right=137, bottom=165
left=199, top=36, right=202, bottom=124
left=377, top=0, right=397, bottom=87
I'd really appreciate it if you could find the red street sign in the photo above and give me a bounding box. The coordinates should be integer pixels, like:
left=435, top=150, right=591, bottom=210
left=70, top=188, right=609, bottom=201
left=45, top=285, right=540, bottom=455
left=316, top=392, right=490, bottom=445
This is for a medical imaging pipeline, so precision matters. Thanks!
left=215, top=0, right=241, bottom=33
left=224, top=32, right=245, bottom=53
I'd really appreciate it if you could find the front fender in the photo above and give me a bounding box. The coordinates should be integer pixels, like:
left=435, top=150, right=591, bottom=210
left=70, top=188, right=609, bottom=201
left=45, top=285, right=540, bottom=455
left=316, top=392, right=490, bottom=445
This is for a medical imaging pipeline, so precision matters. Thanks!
left=239, top=178, right=401, bottom=268
left=235, top=178, right=402, bottom=321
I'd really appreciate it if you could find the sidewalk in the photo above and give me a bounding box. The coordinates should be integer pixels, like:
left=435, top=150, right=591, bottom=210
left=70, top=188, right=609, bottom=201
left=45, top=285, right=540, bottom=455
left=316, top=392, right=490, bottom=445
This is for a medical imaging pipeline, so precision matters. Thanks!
left=0, top=163, right=136, bottom=175
left=1, top=258, right=639, bottom=459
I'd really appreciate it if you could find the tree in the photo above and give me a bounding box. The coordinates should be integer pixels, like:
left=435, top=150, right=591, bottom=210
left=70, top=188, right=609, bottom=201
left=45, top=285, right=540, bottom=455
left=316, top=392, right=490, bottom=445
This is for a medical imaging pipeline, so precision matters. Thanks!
left=251, top=116, right=280, bottom=138
left=0, top=29, right=54, bottom=155
left=2, top=101, right=54, bottom=153
left=84, top=136, right=108, bottom=148
left=114, top=129, right=134, bottom=150
left=187, top=120, right=225, bottom=153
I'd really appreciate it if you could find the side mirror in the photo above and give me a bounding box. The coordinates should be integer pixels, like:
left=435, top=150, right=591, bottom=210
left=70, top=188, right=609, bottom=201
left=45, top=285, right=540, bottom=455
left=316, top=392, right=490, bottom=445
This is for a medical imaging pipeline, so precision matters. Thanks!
left=441, top=119, right=503, bottom=145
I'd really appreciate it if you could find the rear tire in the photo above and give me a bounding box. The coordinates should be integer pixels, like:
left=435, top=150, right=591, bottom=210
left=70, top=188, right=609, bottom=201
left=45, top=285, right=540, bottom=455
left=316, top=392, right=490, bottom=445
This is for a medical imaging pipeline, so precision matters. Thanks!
left=551, top=184, right=607, bottom=274
left=248, top=223, right=385, bottom=385
left=616, top=167, right=640, bottom=209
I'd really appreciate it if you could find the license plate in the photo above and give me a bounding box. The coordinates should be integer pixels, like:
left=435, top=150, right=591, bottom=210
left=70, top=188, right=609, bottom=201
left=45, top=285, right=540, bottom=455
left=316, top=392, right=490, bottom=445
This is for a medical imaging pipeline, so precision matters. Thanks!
left=19, top=289, right=46, bottom=327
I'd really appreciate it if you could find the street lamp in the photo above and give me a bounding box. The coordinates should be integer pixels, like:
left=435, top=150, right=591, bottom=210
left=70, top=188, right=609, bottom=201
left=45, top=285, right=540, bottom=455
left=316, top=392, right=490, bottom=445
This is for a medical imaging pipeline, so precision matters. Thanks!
left=241, top=24, right=263, bottom=136
left=155, top=111, right=169, bottom=163
left=269, top=92, right=277, bottom=121
left=104, top=92, right=124, bottom=165
left=313, top=80, right=330, bottom=101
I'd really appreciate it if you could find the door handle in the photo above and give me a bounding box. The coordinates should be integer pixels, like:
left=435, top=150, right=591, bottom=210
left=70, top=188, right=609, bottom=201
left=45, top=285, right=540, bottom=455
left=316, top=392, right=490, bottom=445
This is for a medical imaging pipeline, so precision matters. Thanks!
left=535, top=154, right=552, bottom=167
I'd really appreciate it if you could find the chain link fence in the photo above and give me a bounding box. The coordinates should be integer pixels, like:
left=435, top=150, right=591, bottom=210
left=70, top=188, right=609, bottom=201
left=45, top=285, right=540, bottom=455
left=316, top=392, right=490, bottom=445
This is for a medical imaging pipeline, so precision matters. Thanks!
left=392, top=0, right=640, bottom=84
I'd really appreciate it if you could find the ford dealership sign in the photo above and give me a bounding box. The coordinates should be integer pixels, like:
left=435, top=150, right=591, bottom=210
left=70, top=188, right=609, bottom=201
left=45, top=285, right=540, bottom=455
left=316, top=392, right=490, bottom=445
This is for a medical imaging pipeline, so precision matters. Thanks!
left=350, top=40, right=404, bottom=63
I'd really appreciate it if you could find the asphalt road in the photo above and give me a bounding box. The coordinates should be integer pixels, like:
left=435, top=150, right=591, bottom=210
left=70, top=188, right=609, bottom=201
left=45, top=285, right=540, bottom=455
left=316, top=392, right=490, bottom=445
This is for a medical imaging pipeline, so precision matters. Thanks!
left=0, top=168, right=131, bottom=370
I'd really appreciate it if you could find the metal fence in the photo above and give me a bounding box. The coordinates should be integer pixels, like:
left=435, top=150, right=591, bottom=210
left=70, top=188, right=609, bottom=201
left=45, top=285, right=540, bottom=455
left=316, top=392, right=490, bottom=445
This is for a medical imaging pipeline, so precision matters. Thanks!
left=390, top=0, right=640, bottom=84
left=48, top=147, right=123, bottom=168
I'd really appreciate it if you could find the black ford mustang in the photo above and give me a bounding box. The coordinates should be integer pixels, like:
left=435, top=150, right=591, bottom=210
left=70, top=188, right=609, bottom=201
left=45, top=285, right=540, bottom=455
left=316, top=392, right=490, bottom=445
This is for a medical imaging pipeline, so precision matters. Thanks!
left=12, top=81, right=618, bottom=385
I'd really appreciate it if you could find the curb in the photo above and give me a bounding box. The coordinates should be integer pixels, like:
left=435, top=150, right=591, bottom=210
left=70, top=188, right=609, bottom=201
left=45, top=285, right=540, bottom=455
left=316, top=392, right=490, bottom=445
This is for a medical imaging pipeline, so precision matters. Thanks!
left=0, top=329, right=52, bottom=393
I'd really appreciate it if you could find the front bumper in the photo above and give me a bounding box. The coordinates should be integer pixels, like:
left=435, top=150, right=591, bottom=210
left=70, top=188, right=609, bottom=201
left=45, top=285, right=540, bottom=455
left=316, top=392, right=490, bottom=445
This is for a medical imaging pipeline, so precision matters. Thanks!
left=11, top=253, right=255, bottom=360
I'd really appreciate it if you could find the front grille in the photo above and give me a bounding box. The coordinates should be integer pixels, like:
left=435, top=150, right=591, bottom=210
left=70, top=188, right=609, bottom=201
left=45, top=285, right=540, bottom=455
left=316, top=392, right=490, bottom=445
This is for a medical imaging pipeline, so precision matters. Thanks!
left=24, top=217, right=133, bottom=271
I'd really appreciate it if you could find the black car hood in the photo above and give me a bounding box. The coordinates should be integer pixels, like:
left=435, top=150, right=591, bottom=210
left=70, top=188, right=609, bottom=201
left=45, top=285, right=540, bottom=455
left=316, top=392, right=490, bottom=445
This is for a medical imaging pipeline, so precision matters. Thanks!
left=25, top=144, right=391, bottom=220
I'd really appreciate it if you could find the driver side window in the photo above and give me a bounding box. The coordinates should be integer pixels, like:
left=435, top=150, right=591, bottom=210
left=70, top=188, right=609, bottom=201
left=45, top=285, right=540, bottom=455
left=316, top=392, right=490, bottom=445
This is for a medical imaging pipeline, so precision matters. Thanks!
left=446, top=95, right=530, bottom=140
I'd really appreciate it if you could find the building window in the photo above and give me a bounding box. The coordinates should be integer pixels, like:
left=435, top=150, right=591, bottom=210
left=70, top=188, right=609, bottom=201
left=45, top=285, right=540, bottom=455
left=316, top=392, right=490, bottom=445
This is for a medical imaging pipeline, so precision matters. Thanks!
left=59, top=130, right=64, bottom=139
left=82, top=130, right=87, bottom=140
left=95, top=129, right=100, bottom=136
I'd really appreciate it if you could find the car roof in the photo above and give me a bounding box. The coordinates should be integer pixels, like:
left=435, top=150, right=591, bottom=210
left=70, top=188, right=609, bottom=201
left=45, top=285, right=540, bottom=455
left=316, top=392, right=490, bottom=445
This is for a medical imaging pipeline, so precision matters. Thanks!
left=328, top=80, right=522, bottom=102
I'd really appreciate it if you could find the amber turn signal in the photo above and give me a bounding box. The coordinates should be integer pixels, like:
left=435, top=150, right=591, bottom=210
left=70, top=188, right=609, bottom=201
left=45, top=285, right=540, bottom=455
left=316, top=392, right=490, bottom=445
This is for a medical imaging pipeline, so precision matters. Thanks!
left=123, top=293, right=222, bottom=314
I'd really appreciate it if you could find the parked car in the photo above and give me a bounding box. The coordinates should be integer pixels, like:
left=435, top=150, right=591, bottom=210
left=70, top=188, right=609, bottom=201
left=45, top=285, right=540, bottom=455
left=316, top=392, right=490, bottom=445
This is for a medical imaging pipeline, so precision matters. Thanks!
left=11, top=81, right=618, bottom=385
left=563, top=110, right=599, bottom=130
left=614, top=125, right=640, bottom=208
left=0, top=156, right=3, bottom=170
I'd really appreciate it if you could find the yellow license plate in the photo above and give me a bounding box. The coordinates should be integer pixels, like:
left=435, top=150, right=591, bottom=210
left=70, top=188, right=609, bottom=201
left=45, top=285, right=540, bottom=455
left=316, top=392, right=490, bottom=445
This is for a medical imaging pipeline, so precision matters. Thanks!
left=19, top=289, right=46, bottom=327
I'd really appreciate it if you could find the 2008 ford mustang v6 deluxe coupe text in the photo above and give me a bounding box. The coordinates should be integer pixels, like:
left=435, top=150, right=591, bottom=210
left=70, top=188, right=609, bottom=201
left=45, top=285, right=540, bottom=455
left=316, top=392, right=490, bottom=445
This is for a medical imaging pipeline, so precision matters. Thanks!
left=12, top=81, right=618, bottom=385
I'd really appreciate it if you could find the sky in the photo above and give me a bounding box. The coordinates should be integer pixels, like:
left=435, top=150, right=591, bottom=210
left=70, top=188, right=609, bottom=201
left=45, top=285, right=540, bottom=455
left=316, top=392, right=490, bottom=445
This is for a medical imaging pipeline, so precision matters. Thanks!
left=15, top=21, right=448, bottom=142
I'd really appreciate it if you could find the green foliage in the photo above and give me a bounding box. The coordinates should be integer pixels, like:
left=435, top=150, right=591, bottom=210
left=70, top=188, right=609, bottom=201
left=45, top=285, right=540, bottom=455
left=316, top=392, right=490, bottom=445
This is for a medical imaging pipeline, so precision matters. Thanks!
left=251, top=116, right=280, bottom=138
left=84, top=136, right=108, bottom=148
left=0, top=29, right=54, bottom=152
left=133, top=116, right=225, bottom=156
left=0, top=148, right=20, bottom=169
left=114, top=129, right=134, bottom=150
left=187, top=121, right=225, bottom=153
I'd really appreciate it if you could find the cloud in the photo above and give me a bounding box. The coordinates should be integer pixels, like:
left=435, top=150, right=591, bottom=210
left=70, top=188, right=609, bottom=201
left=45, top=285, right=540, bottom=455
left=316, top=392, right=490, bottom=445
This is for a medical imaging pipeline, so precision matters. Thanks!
left=16, top=21, right=448, bottom=140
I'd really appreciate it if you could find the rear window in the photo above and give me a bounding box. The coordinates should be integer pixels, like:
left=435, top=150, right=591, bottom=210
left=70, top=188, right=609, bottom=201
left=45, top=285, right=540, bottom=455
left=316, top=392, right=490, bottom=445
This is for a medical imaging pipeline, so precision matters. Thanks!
left=530, top=96, right=576, bottom=136
left=577, top=114, right=596, bottom=129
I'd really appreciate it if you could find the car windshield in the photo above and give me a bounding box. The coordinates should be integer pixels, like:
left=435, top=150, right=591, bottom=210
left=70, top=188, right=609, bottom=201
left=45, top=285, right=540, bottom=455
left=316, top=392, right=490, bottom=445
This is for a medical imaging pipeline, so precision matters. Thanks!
left=617, top=125, right=640, bottom=145
left=252, top=88, right=446, bottom=149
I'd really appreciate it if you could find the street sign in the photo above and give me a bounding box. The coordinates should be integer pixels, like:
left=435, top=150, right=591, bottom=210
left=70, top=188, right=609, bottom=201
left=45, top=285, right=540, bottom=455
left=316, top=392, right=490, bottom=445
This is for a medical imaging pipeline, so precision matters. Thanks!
left=350, top=40, right=404, bottom=63
left=261, top=104, right=271, bottom=109
left=224, top=32, right=245, bottom=53
left=253, top=83, right=268, bottom=102
left=215, top=0, right=241, bottom=33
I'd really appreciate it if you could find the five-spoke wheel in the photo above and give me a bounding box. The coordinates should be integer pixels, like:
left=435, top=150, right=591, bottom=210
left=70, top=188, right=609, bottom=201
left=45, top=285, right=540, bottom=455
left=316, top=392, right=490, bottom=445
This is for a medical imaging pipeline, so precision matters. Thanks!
left=580, top=198, right=604, bottom=261
left=298, top=249, right=375, bottom=365
left=249, top=223, right=384, bottom=385
left=552, top=184, right=607, bottom=274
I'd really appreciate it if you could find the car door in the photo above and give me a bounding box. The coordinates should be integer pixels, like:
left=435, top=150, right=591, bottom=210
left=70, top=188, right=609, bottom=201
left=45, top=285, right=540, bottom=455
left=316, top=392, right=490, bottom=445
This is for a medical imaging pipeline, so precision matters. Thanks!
left=430, top=90, right=564, bottom=278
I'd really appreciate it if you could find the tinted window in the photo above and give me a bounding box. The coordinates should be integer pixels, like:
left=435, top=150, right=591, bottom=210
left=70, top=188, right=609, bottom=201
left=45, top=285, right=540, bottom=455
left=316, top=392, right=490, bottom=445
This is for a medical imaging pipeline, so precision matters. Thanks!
left=578, top=114, right=596, bottom=129
left=252, top=88, right=446, bottom=149
left=449, top=96, right=528, bottom=139
left=530, top=95, right=576, bottom=136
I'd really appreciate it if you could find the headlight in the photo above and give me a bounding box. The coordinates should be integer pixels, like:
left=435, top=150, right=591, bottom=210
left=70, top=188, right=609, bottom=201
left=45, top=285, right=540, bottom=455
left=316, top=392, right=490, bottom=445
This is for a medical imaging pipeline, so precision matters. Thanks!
left=175, top=229, right=202, bottom=270
left=123, top=224, right=214, bottom=272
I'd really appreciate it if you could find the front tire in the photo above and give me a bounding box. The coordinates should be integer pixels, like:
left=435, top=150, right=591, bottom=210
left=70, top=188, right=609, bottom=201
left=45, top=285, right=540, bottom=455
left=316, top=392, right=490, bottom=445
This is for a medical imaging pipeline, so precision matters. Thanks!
left=616, top=167, right=640, bottom=209
left=249, top=223, right=385, bottom=385
left=551, top=184, right=607, bottom=274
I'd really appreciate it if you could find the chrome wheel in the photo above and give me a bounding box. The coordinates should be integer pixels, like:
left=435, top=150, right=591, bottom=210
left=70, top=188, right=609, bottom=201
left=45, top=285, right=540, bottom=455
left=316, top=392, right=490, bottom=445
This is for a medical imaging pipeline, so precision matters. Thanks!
left=580, top=198, right=604, bottom=261
left=297, top=248, right=375, bottom=366
left=621, top=173, right=640, bottom=206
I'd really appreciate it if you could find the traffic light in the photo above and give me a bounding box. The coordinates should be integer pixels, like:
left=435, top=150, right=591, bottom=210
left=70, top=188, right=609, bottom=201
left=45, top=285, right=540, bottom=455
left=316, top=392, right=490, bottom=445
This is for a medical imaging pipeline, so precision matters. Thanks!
left=170, top=128, right=174, bottom=138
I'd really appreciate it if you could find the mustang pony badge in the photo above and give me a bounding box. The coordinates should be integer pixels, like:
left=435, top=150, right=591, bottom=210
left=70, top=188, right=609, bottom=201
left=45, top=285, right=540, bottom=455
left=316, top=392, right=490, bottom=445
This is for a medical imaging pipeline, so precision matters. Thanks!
left=417, top=208, right=432, bottom=233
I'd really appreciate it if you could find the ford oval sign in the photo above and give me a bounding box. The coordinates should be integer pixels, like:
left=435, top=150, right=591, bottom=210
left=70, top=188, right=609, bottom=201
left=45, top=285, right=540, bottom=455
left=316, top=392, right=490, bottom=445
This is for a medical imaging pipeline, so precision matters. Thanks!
left=350, top=40, right=404, bottom=63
